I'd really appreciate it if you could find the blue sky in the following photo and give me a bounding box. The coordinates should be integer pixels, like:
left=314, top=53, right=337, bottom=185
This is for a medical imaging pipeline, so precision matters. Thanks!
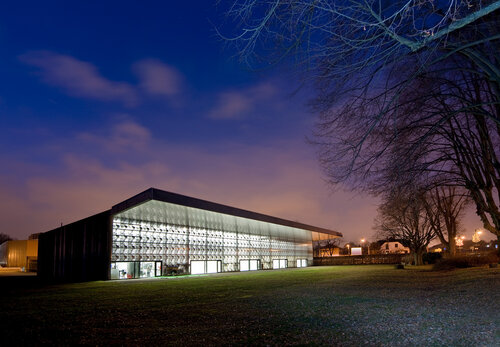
left=0, top=1, right=491, bottom=243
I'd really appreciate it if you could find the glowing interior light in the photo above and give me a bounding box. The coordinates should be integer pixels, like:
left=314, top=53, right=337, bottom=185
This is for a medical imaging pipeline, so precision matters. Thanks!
left=191, top=261, right=205, bottom=275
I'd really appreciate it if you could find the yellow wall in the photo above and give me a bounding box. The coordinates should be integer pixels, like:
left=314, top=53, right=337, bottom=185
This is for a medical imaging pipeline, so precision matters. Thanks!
left=4, top=240, right=38, bottom=268
left=7, top=240, right=27, bottom=267
left=26, top=239, right=38, bottom=257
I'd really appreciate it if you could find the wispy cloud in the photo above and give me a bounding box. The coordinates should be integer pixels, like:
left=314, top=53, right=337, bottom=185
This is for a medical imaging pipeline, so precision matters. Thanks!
left=0, top=118, right=386, bottom=240
left=208, top=82, right=277, bottom=120
left=19, top=51, right=138, bottom=106
left=133, top=59, right=183, bottom=98
left=77, top=119, right=152, bottom=152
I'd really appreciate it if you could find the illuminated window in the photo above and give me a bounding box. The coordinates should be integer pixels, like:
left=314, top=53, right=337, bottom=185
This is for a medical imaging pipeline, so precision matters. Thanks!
left=273, top=259, right=287, bottom=269
left=190, top=260, right=222, bottom=274
left=206, top=260, right=219, bottom=274
left=110, top=262, right=138, bottom=279
left=296, top=259, right=308, bottom=267
left=111, top=261, right=162, bottom=279
left=191, top=261, right=205, bottom=275
left=240, top=259, right=260, bottom=271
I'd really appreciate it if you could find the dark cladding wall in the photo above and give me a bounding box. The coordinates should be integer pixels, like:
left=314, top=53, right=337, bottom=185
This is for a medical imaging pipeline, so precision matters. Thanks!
left=38, top=211, right=112, bottom=281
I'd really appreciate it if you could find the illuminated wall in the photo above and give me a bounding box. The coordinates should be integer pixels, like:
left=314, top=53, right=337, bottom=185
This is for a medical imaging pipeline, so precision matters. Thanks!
left=110, top=200, right=314, bottom=275
left=38, top=188, right=340, bottom=282
left=0, top=240, right=38, bottom=269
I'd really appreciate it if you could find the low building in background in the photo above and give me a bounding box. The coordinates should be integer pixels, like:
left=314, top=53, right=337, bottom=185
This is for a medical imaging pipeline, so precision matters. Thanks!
left=0, top=238, right=38, bottom=271
left=350, top=247, right=362, bottom=256
left=380, top=241, right=409, bottom=254
left=38, top=188, right=342, bottom=282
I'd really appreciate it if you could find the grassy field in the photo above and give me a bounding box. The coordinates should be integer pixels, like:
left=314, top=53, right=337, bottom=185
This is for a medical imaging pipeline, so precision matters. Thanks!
left=1, top=265, right=499, bottom=346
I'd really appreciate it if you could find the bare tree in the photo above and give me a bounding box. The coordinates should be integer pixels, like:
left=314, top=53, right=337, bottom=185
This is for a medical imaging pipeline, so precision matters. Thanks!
left=315, top=57, right=499, bottom=243
left=424, top=187, right=470, bottom=256
left=374, top=189, right=435, bottom=265
left=318, top=237, right=343, bottom=256
left=225, top=1, right=500, bottom=80
left=225, top=1, right=500, bottom=241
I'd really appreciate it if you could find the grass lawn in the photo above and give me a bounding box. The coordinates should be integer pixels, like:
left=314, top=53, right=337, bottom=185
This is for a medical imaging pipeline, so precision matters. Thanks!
left=1, top=265, right=499, bottom=346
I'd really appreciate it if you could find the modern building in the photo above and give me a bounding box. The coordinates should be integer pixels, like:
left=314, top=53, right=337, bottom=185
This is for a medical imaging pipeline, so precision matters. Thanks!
left=38, top=188, right=341, bottom=281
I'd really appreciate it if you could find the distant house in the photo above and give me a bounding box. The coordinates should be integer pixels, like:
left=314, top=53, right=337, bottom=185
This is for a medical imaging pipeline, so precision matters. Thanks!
left=380, top=241, right=409, bottom=254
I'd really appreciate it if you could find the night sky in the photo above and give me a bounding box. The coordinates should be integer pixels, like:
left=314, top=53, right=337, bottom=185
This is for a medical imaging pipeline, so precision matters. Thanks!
left=0, top=1, right=491, bottom=242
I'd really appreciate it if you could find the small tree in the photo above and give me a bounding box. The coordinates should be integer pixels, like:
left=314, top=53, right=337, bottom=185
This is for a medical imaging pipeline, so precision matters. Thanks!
left=321, top=238, right=342, bottom=257
left=423, top=187, right=470, bottom=256
left=374, top=189, right=435, bottom=265
left=368, top=240, right=386, bottom=254
left=313, top=237, right=343, bottom=257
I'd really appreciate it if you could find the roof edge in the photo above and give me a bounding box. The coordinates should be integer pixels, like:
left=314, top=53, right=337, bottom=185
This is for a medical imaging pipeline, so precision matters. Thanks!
left=112, top=188, right=342, bottom=237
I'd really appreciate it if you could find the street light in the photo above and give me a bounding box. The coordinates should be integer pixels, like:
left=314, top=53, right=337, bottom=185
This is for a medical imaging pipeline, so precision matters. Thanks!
left=346, top=244, right=350, bottom=256
left=473, top=229, right=483, bottom=243
left=361, top=238, right=368, bottom=255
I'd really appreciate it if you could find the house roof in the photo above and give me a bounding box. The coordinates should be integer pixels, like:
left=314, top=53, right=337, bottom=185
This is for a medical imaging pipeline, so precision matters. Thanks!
left=111, top=188, right=342, bottom=237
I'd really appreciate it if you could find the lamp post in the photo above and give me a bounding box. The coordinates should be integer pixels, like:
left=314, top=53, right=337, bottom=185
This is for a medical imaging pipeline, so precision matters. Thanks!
left=346, top=244, right=350, bottom=256
left=361, top=238, right=368, bottom=255
left=472, top=229, right=482, bottom=244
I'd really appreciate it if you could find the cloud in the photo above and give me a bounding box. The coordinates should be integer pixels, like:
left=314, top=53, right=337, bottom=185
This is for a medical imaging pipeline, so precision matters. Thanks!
left=209, top=91, right=252, bottom=119
left=2, top=117, right=489, bottom=244
left=208, top=82, right=277, bottom=120
left=133, top=59, right=183, bottom=97
left=0, top=115, right=383, bottom=242
left=19, top=51, right=138, bottom=106
left=77, top=119, right=152, bottom=152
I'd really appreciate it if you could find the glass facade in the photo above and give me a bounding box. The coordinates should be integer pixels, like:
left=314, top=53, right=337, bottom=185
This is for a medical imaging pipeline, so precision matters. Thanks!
left=110, top=200, right=329, bottom=278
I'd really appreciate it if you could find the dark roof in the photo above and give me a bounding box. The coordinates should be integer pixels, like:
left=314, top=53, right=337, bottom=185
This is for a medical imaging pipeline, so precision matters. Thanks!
left=112, top=188, right=342, bottom=237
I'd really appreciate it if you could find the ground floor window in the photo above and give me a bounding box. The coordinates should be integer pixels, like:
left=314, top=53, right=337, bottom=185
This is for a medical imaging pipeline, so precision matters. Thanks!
left=272, top=259, right=288, bottom=269
left=190, top=260, right=222, bottom=275
left=296, top=259, right=308, bottom=268
left=110, top=261, right=162, bottom=279
left=239, top=259, right=260, bottom=271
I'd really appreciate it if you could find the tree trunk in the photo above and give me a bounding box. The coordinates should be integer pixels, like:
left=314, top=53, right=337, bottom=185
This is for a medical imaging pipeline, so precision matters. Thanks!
left=448, top=237, right=456, bottom=256
left=413, top=251, right=424, bottom=266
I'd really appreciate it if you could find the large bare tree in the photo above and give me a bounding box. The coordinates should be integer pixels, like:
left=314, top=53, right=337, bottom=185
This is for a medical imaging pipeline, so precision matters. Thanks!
left=226, top=1, right=500, bottom=77
left=225, top=1, right=500, bottom=241
left=315, top=60, right=499, bottom=236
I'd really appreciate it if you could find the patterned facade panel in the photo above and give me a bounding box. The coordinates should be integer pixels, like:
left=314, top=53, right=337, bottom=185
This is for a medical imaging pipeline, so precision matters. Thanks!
left=112, top=200, right=314, bottom=274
